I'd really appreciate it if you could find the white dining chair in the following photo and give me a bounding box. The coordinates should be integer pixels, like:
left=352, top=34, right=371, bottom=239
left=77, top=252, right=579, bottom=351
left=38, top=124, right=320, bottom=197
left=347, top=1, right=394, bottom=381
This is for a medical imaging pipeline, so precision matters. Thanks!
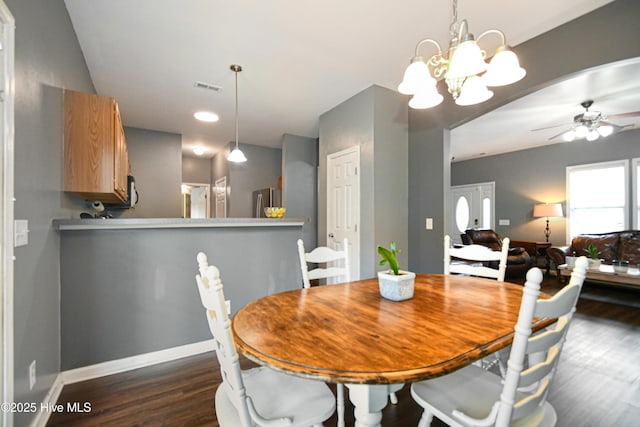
left=445, top=234, right=511, bottom=373
left=444, top=234, right=510, bottom=282
left=410, top=257, right=589, bottom=427
left=195, top=252, right=336, bottom=427
left=297, top=238, right=350, bottom=288
left=297, top=238, right=398, bottom=426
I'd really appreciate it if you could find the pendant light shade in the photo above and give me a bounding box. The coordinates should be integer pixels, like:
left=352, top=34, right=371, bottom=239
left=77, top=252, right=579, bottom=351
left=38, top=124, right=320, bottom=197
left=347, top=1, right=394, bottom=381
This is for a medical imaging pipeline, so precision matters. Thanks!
left=228, top=64, right=247, bottom=163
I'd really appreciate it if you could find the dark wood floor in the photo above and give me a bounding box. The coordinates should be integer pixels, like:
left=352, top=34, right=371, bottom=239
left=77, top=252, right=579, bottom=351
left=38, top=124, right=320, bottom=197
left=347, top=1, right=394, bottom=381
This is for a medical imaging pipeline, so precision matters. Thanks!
left=47, top=277, right=640, bottom=427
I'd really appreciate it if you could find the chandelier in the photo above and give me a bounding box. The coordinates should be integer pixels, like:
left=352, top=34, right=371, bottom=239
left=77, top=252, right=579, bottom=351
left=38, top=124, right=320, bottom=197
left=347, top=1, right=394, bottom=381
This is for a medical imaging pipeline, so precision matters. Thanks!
left=398, top=0, right=526, bottom=109
left=227, top=64, right=247, bottom=163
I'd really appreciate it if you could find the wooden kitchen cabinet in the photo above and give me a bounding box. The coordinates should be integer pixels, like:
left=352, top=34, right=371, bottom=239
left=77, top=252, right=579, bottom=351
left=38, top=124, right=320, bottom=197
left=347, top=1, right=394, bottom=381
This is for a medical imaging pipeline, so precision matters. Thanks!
left=64, top=89, right=130, bottom=203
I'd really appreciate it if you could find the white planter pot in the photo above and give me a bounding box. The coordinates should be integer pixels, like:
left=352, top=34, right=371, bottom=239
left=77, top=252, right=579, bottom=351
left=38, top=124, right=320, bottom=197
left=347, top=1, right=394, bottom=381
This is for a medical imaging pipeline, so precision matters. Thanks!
left=377, top=270, right=415, bottom=301
left=588, top=258, right=601, bottom=269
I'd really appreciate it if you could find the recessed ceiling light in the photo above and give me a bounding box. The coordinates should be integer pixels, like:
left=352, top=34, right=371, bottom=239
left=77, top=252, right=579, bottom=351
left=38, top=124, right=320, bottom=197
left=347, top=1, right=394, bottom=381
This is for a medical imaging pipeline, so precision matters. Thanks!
left=194, top=111, right=219, bottom=122
left=193, top=146, right=206, bottom=156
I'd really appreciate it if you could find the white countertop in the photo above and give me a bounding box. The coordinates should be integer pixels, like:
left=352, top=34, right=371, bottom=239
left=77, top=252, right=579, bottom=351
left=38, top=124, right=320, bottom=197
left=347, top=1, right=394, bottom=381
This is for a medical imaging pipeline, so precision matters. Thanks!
left=53, top=217, right=307, bottom=230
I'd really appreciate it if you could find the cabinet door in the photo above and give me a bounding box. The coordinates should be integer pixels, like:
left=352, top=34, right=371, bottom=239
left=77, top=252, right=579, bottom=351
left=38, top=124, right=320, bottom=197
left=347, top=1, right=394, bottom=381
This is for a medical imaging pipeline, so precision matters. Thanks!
left=113, top=102, right=129, bottom=201
left=64, top=90, right=127, bottom=203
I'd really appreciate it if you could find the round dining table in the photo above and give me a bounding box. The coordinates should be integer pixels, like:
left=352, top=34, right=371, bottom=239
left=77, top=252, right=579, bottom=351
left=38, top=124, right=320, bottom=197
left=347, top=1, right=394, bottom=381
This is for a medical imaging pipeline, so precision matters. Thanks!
left=232, top=274, right=550, bottom=427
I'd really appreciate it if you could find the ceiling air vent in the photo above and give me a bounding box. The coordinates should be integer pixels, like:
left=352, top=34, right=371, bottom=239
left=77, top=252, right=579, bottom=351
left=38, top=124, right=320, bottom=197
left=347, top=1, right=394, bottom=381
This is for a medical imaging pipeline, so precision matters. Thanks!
left=194, top=81, right=222, bottom=92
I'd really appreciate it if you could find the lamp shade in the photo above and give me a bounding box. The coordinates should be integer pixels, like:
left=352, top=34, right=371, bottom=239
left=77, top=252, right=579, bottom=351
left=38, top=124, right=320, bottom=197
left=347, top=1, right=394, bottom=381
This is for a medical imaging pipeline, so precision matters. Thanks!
left=445, top=40, right=488, bottom=80
left=482, top=46, right=526, bottom=87
left=533, top=203, right=563, bottom=218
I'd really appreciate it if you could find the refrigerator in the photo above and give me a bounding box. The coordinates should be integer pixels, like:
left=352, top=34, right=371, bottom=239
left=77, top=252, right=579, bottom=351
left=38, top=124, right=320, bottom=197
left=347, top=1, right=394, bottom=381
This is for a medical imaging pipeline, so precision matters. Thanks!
left=252, top=188, right=281, bottom=218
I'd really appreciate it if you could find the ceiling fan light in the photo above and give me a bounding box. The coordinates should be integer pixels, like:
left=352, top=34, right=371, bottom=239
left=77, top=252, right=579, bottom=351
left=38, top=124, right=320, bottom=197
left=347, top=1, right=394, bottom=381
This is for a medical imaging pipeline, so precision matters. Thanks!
left=597, top=124, right=613, bottom=137
left=445, top=39, right=488, bottom=80
left=455, top=75, right=493, bottom=106
left=562, top=130, right=576, bottom=142
left=398, top=58, right=433, bottom=95
left=227, top=147, right=247, bottom=163
left=586, top=129, right=599, bottom=141
left=409, top=86, right=444, bottom=109
left=482, top=46, right=526, bottom=87
left=574, top=124, right=589, bottom=138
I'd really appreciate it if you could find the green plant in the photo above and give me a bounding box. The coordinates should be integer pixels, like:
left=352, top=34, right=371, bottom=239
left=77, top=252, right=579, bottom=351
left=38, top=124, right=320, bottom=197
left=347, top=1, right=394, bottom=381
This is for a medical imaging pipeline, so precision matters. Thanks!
left=585, top=244, right=600, bottom=260
left=378, top=241, right=400, bottom=275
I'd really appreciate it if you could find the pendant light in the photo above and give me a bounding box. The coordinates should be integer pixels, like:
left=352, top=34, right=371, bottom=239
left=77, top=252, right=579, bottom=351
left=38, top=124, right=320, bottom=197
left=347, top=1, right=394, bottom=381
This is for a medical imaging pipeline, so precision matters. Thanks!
left=227, top=64, right=247, bottom=163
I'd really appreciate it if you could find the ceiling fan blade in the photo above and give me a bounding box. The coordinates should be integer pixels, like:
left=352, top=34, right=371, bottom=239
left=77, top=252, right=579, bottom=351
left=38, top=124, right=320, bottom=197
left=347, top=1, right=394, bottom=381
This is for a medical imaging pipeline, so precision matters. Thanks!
left=531, top=123, right=570, bottom=132
left=606, top=111, right=640, bottom=120
left=548, top=128, right=572, bottom=140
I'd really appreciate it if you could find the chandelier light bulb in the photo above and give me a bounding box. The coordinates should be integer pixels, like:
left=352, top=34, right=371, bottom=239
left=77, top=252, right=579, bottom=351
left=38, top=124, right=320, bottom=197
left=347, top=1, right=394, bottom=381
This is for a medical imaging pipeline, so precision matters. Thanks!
left=586, top=129, right=600, bottom=141
left=574, top=124, right=589, bottom=138
left=455, top=75, right=493, bottom=106
left=409, top=86, right=444, bottom=109
left=398, top=58, right=432, bottom=95
left=562, top=130, right=576, bottom=142
left=482, top=46, right=526, bottom=87
left=445, top=40, right=488, bottom=80
left=597, top=124, right=613, bottom=137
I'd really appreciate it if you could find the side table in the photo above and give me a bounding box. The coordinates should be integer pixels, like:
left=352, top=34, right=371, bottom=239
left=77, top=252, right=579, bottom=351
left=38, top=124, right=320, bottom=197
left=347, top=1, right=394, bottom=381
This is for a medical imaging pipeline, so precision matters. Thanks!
left=510, top=240, right=552, bottom=274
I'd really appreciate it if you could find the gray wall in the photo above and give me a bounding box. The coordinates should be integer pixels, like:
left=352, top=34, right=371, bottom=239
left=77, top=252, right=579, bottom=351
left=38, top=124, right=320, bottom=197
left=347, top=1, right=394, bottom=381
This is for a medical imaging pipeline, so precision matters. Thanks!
left=319, top=85, right=409, bottom=279
left=452, top=129, right=640, bottom=246
left=59, top=225, right=305, bottom=369
left=182, top=155, right=212, bottom=184
left=9, top=0, right=94, bottom=425
left=120, top=127, right=182, bottom=218
left=282, top=134, right=318, bottom=249
left=227, top=143, right=282, bottom=218
left=407, top=0, right=640, bottom=273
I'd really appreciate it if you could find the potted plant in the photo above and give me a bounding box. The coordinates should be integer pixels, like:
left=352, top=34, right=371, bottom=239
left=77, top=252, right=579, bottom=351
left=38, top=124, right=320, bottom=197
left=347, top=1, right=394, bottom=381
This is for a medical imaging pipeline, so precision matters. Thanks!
left=377, top=241, right=415, bottom=301
left=604, top=242, right=630, bottom=273
left=585, top=244, right=602, bottom=269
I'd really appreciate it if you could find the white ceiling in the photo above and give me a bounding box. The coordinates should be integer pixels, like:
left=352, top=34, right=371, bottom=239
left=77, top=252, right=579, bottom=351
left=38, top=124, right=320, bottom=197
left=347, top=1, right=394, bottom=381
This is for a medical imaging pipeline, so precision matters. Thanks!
left=63, top=0, right=632, bottom=161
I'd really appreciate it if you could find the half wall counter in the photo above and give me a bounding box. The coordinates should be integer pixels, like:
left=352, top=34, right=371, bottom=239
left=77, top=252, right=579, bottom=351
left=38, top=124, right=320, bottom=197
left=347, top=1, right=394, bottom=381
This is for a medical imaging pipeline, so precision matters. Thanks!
left=54, top=218, right=308, bottom=370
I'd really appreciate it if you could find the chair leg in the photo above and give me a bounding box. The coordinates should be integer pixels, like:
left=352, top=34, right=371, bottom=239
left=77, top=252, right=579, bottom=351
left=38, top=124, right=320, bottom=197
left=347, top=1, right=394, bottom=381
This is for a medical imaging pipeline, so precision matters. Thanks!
left=389, top=391, right=398, bottom=405
left=417, top=410, right=434, bottom=427
left=336, top=383, right=345, bottom=427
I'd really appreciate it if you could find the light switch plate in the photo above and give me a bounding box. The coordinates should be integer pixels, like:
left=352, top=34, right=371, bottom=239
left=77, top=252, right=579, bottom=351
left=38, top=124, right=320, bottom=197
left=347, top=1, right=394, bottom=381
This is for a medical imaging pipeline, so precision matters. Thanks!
left=14, top=219, right=29, bottom=247
left=425, top=218, right=433, bottom=230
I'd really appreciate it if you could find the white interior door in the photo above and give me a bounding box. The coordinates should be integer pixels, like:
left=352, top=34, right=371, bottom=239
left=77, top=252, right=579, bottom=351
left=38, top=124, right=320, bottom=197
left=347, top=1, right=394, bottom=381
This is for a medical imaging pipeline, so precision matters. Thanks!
left=214, top=177, right=227, bottom=219
left=451, top=182, right=495, bottom=244
left=327, top=147, right=360, bottom=281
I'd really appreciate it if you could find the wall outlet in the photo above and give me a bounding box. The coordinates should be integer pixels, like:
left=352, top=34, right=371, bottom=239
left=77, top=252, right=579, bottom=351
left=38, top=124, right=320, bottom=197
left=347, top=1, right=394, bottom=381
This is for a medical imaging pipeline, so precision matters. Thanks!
left=499, top=219, right=510, bottom=226
left=29, top=360, right=36, bottom=390
left=425, top=218, right=433, bottom=230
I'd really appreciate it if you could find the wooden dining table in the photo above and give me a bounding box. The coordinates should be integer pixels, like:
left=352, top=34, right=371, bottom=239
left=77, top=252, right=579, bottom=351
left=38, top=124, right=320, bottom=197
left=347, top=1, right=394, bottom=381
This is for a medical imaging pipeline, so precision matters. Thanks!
left=232, top=274, right=552, bottom=427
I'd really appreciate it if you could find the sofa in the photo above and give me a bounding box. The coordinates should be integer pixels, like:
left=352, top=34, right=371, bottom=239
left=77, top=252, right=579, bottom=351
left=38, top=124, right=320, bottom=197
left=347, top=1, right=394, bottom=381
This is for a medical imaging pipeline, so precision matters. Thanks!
left=462, top=229, right=533, bottom=279
left=547, top=231, right=640, bottom=273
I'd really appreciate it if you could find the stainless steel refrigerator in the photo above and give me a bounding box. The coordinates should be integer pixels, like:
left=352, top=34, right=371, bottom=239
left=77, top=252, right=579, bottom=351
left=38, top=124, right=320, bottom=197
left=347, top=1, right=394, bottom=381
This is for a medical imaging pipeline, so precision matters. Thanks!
left=252, top=188, right=281, bottom=218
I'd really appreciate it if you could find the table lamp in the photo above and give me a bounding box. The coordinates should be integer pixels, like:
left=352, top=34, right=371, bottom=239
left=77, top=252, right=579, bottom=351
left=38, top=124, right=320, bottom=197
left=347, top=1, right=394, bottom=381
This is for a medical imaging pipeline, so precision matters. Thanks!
left=533, top=203, right=564, bottom=242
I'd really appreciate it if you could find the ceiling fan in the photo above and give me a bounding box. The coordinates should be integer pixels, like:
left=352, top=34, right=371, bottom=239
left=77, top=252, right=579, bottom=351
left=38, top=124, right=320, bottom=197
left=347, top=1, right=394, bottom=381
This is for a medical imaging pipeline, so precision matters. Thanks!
left=533, top=100, right=640, bottom=142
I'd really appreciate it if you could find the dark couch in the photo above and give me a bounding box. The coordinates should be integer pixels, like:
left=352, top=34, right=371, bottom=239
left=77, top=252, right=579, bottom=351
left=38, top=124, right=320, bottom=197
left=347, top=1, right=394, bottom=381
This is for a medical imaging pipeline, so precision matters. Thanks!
left=462, top=229, right=533, bottom=278
left=547, top=230, right=640, bottom=272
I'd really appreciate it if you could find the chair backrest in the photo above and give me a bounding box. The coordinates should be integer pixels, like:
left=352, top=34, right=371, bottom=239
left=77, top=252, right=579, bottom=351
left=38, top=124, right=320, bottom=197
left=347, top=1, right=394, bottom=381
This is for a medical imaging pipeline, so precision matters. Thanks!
left=195, top=252, right=254, bottom=427
left=444, top=234, right=509, bottom=281
left=297, top=238, right=350, bottom=288
left=489, top=257, right=588, bottom=427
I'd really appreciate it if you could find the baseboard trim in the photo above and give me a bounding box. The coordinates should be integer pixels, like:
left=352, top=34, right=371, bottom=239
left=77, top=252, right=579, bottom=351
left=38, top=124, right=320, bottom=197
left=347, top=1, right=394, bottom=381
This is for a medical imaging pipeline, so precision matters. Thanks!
left=30, top=374, right=64, bottom=427
left=62, top=339, right=215, bottom=385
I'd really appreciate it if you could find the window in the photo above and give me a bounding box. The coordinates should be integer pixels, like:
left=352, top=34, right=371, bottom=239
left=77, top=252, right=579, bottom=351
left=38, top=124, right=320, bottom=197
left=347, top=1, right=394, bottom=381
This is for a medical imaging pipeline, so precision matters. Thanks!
left=566, top=160, right=628, bottom=240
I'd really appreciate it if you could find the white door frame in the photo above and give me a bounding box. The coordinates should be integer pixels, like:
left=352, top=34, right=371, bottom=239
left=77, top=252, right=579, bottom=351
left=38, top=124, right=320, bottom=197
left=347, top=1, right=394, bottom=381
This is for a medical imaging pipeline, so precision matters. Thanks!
left=0, top=2, right=15, bottom=424
left=327, top=146, right=360, bottom=280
